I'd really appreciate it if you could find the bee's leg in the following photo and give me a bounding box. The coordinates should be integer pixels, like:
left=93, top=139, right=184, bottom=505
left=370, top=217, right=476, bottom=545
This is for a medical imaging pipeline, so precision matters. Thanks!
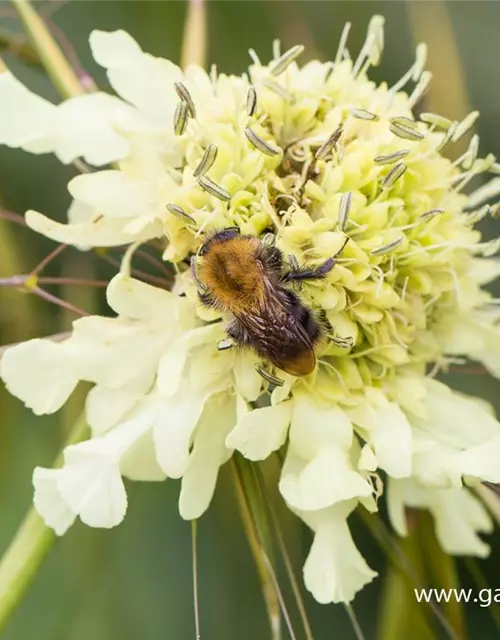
left=281, top=237, right=349, bottom=283
left=328, top=334, right=354, bottom=349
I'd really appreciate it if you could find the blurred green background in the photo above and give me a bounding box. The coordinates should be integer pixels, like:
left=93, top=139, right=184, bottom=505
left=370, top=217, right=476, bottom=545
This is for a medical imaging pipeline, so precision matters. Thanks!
left=1, top=1, right=500, bottom=638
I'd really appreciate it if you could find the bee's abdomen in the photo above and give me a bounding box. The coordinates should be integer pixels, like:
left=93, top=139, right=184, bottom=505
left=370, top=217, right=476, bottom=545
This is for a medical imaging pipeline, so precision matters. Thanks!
left=280, top=348, right=316, bottom=376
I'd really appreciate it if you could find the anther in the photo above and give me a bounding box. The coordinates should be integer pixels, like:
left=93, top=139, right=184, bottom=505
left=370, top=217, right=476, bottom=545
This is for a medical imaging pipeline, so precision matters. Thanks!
left=315, top=126, right=343, bottom=160
left=371, top=237, right=403, bottom=256
left=381, top=162, right=407, bottom=188
left=197, top=176, right=231, bottom=202
left=245, top=127, right=281, bottom=156
left=247, top=86, right=257, bottom=116
left=350, top=108, right=379, bottom=121
left=338, top=192, right=352, bottom=231
left=174, top=82, right=196, bottom=118
left=166, top=204, right=195, bottom=223
left=374, top=150, right=410, bottom=165
left=255, top=364, right=284, bottom=387
left=194, top=144, right=218, bottom=178
left=269, top=44, right=304, bottom=76
left=174, top=101, right=189, bottom=135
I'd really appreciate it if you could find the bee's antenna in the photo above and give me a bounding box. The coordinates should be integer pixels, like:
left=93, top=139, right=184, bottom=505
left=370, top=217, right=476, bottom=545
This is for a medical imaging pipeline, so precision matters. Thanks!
left=334, top=235, right=350, bottom=259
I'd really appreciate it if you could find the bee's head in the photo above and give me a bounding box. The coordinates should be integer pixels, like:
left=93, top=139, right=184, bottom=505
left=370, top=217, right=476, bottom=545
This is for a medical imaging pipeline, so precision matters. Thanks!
left=198, top=227, right=240, bottom=256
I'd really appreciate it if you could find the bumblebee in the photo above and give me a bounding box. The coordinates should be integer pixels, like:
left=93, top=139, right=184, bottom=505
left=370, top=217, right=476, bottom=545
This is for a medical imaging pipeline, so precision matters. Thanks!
left=191, top=228, right=348, bottom=383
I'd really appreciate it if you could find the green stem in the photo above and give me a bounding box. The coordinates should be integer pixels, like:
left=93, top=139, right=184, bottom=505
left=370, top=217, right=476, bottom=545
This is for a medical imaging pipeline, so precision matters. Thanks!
left=417, top=512, right=465, bottom=639
left=0, top=414, right=89, bottom=631
left=232, top=457, right=282, bottom=640
left=180, top=0, right=206, bottom=69
left=11, top=0, right=85, bottom=98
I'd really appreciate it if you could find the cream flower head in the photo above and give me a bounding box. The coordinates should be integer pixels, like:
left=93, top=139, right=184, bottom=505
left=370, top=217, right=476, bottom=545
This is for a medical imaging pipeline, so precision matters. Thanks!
left=2, top=16, right=500, bottom=605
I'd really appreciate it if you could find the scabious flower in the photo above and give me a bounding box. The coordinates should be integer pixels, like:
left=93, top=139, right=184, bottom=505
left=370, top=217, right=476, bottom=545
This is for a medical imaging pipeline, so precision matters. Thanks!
left=2, top=16, right=500, bottom=605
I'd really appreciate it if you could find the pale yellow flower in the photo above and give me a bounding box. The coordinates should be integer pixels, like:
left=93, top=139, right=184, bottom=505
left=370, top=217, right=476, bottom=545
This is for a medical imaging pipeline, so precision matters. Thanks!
left=3, top=16, right=500, bottom=605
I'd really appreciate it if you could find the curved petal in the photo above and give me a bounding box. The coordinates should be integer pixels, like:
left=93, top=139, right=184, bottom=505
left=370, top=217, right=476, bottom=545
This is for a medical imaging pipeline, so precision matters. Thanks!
left=225, top=401, right=292, bottom=460
left=232, top=351, right=262, bottom=402
left=85, top=382, right=145, bottom=435
left=68, top=170, right=155, bottom=219
left=456, top=434, right=500, bottom=483
left=57, top=400, right=157, bottom=528
left=68, top=316, right=161, bottom=388
left=0, top=339, right=78, bottom=414
left=388, top=479, right=492, bottom=557
left=386, top=478, right=408, bottom=537
left=119, top=429, right=166, bottom=481
left=179, top=393, right=236, bottom=519
left=26, top=209, right=161, bottom=247
left=153, top=392, right=207, bottom=478
left=106, top=274, right=180, bottom=320
left=415, top=379, right=500, bottom=449
left=55, top=93, right=131, bottom=165
left=57, top=458, right=127, bottom=529
left=290, top=394, right=353, bottom=459
left=302, top=503, right=377, bottom=604
left=0, top=71, right=57, bottom=149
left=89, top=30, right=182, bottom=127
left=431, top=489, right=493, bottom=557
left=279, top=447, right=372, bottom=511
left=368, top=402, right=412, bottom=479
left=32, top=467, right=76, bottom=535
left=0, top=72, right=131, bottom=165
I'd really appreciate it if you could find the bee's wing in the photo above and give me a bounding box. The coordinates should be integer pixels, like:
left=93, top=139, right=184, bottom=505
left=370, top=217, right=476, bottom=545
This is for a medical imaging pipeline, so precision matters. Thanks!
left=238, top=283, right=317, bottom=376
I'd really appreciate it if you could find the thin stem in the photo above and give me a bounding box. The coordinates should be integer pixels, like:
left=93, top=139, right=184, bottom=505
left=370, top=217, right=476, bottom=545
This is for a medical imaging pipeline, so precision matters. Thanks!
left=0, top=414, right=89, bottom=631
left=134, top=249, right=173, bottom=278
left=0, top=274, right=107, bottom=289
left=191, top=520, right=201, bottom=640
left=33, top=286, right=89, bottom=316
left=43, top=18, right=97, bottom=91
left=30, top=243, right=67, bottom=276
left=99, top=252, right=171, bottom=288
left=38, top=276, right=108, bottom=287
left=345, top=604, right=366, bottom=640
left=11, top=0, right=84, bottom=98
left=254, top=465, right=314, bottom=640
left=181, top=0, right=206, bottom=69
left=231, top=458, right=282, bottom=640
left=0, top=209, right=26, bottom=227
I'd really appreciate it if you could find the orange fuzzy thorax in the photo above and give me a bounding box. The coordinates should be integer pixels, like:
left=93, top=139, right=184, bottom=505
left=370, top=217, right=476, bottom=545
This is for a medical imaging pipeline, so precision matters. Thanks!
left=198, top=235, right=267, bottom=314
